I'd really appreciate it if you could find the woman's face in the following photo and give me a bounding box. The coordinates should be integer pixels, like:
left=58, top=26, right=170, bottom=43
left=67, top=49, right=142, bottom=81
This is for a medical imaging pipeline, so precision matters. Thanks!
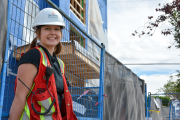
left=39, top=25, right=61, bottom=48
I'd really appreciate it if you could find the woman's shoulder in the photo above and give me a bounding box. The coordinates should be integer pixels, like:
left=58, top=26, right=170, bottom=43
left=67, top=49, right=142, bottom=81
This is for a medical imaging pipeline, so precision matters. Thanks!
left=22, top=48, right=41, bottom=57
left=18, top=48, right=41, bottom=68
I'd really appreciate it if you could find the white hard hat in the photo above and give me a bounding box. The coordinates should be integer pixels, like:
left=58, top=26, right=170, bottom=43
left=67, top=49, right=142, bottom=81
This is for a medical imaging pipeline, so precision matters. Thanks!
left=32, top=8, right=65, bottom=30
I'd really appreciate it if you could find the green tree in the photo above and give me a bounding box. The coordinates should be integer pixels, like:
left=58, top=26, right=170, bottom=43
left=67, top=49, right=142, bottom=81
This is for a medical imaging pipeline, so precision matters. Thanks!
left=158, top=70, right=180, bottom=100
left=147, top=96, right=171, bottom=107
left=153, top=96, right=171, bottom=106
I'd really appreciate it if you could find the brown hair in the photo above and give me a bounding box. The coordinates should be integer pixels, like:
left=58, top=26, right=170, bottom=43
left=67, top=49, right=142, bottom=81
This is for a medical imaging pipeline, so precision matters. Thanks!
left=30, top=26, right=63, bottom=55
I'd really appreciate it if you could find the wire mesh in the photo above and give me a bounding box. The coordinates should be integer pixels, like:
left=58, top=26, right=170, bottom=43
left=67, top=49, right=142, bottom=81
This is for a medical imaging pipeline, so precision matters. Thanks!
left=1, top=0, right=102, bottom=119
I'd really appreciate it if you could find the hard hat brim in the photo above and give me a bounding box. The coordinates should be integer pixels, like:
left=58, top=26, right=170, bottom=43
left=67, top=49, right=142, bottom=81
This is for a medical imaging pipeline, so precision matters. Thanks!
left=33, top=23, right=65, bottom=30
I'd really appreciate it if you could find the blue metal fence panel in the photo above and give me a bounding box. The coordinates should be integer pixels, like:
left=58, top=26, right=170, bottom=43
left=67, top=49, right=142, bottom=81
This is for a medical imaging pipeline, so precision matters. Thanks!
left=0, top=0, right=12, bottom=118
left=0, top=0, right=104, bottom=119
left=169, top=101, right=180, bottom=120
left=145, top=84, right=148, bottom=118
left=148, top=92, right=151, bottom=118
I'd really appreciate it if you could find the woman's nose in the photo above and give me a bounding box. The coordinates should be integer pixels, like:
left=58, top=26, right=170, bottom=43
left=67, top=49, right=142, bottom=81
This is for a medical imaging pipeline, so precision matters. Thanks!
left=50, top=29, right=55, bottom=34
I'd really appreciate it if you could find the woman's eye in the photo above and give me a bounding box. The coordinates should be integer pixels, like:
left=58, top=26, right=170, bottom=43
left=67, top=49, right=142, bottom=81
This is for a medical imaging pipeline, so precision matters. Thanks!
left=45, top=28, right=50, bottom=30
left=55, top=29, right=60, bottom=30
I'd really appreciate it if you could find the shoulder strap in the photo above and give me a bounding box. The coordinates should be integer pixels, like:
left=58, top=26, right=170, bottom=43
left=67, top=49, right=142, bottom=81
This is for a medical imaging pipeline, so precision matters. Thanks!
left=36, top=47, right=65, bottom=74
left=36, top=47, right=48, bottom=67
left=57, top=58, right=65, bottom=75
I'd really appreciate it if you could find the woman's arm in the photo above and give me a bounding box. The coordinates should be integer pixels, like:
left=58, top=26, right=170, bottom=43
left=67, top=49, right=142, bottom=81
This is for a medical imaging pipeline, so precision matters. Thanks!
left=9, top=63, right=37, bottom=120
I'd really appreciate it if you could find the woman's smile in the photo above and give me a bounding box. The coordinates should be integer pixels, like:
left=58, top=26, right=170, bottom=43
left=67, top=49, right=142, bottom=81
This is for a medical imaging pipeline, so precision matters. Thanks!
left=40, top=25, right=61, bottom=48
left=47, top=37, right=57, bottom=41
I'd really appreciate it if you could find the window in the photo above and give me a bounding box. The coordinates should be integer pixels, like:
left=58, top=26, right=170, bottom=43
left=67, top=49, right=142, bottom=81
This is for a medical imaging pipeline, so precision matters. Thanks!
left=70, top=0, right=86, bottom=23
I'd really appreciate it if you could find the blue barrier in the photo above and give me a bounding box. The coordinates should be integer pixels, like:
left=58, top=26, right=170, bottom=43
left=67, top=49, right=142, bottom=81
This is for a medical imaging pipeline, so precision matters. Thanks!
left=0, top=0, right=104, bottom=119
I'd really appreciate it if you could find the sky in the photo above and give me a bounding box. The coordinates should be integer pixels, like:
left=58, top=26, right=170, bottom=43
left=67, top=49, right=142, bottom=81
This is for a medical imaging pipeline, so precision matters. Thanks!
left=107, top=0, right=180, bottom=94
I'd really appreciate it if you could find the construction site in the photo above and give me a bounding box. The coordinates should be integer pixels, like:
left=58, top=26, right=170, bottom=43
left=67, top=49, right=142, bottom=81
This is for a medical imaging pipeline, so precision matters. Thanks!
left=0, top=0, right=179, bottom=120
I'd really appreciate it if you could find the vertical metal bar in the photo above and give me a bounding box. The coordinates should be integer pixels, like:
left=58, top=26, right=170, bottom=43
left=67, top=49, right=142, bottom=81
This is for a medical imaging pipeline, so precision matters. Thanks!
left=0, top=0, right=11, bottom=117
left=173, top=104, right=175, bottom=120
left=169, top=101, right=172, bottom=120
left=98, top=43, right=105, bottom=120
left=148, top=92, right=151, bottom=118
left=145, top=83, right=148, bottom=118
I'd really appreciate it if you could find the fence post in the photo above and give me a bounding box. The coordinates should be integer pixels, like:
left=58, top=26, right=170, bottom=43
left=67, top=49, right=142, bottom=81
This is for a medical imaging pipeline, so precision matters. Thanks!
left=98, top=43, right=105, bottom=120
left=145, top=84, right=148, bottom=118
left=173, top=103, right=175, bottom=120
left=169, top=101, right=172, bottom=120
left=0, top=0, right=11, bottom=117
left=148, top=92, right=151, bottom=118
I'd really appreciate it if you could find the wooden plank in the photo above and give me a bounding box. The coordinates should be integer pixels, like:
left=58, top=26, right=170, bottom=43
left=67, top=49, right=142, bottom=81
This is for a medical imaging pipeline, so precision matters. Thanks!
left=74, top=1, right=77, bottom=14
left=65, top=62, right=99, bottom=79
left=80, top=0, right=82, bottom=22
left=66, top=67, right=95, bottom=72
left=66, top=62, right=97, bottom=69
left=59, top=50, right=100, bottom=72
left=74, top=71, right=98, bottom=74
left=75, top=50, right=100, bottom=66
left=71, top=0, right=74, bottom=6
left=75, top=75, right=99, bottom=80
left=65, top=63, right=87, bottom=65
left=66, top=67, right=99, bottom=78
left=64, top=59, right=99, bottom=73
left=66, top=65, right=96, bottom=71
left=82, top=37, right=85, bottom=48
left=68, top=71, right=99, bottom=79
left=66, top=64, right=94, bottom=70
left=83, top=2, right=86, bottom=23
left=70, top=0, right=85, bottom=24
left=70, top=4, right=84, bottom=20
left=62, top=55, right=100, bottom=71
left=74, top=0, right=84, bottom=11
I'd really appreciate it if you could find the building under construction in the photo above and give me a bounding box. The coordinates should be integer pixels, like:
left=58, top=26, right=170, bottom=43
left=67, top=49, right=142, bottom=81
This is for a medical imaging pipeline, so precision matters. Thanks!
left=0, top=0, right=146, bottom=120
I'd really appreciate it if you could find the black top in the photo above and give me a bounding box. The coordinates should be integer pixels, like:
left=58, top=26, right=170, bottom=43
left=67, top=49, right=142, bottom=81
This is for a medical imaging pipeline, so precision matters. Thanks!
left=18, top=45, right=64, bottom=108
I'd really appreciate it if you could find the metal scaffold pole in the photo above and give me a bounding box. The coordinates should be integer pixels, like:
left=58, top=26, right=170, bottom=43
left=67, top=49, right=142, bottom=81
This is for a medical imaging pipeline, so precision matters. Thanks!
left=148, top=92, right=151, bottom=118
left=98, top=43, right=105, bottom=120
left=145, top=84, right=148, bottom=118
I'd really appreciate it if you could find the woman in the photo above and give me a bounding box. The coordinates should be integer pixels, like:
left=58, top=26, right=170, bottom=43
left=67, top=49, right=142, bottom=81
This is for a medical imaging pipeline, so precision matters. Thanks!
left=9, top=8, right=77, bottom=120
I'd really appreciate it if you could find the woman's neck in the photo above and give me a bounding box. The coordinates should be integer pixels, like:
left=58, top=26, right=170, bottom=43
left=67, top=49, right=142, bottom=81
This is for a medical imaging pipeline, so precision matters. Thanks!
left=46, top=47, right=54, bottom=56
left=40, top=44, right=54, bottom=56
